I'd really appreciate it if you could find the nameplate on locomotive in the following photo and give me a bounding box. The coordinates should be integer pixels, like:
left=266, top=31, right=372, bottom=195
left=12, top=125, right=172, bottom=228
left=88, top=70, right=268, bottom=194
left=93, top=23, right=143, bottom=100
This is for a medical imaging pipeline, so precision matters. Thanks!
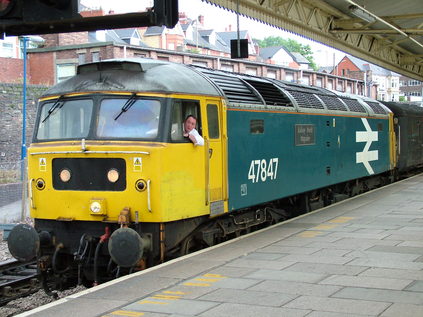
left=295, top=124, right=315, bottom=146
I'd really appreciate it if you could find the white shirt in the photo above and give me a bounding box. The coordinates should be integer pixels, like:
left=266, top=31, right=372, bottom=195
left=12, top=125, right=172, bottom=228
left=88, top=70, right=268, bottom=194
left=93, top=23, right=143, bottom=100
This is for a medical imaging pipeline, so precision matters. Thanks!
left=188, top=128, right=204, bottom=146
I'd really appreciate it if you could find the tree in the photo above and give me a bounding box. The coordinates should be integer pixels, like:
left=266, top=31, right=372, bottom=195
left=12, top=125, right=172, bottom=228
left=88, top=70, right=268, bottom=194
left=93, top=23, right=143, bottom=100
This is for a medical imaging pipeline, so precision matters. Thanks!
left=256, top=36, right=318, bottom=71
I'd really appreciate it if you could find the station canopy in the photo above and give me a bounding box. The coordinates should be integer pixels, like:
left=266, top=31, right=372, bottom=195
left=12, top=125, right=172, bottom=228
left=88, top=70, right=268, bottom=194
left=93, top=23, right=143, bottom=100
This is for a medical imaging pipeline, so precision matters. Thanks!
left=206, top=0, right=423, bottom=80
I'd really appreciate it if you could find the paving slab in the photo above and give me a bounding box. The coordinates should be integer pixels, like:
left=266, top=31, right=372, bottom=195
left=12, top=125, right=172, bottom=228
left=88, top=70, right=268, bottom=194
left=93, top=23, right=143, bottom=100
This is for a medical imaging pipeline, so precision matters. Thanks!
left=249, top=279, right=342, bottom=297
left=198, top=303, right=310, bottom=317
left=284, top=295, right=391, bottom=315
left=381, top=303, right=423, bottom=317
left=198, top=288, right=296, bottom=306
left=333, top=286, right=423, bottom=304
left=319, top=274, right=412, bottom=290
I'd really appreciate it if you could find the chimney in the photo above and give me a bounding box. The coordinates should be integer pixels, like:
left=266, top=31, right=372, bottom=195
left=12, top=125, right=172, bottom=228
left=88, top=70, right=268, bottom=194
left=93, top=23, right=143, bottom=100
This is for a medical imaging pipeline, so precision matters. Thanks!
left=198, top=15, right=205, bottom=26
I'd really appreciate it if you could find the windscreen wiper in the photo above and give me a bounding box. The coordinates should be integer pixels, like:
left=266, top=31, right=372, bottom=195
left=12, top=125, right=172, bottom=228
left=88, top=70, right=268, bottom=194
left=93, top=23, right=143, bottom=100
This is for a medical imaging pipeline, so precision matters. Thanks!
left=114, top=93, right=137, bottom=120
left=41, top=95, right=65, bottom=123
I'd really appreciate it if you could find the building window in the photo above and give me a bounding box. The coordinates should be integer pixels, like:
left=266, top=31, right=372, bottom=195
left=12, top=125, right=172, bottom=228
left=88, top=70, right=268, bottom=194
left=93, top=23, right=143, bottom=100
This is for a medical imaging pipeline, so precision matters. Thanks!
left=134, top=53, right=148, bottom=58
left=157, top=56, right=169, bottom=61
left=246, top=67, right=257, bottom=76
left=92, top=52, right=100, bottom=62
left=221, top=63, right=233, bottom=72
left=266, top=70, right=276, bottom=79
left=302, top=76, right=310, bottom=85
left=327, top=80, right=333, bottom=90
left=0, top=41, right=14, bottom=58
left=57, top=64, right=76, bottom=83
left=285, top=72, right=294, bottom=82
left=315, top=77, right=322, bottom=87
left=408, top=80, right=421, bottom=86
left=78, top=53, right=86, bottom=65
left=192, top=60, right=208, bottom=67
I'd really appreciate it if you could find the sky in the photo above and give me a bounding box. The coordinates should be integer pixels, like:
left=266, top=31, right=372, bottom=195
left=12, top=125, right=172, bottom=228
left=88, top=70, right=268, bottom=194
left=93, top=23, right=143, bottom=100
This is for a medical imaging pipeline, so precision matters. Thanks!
left=79, top=0, right=346, bottom=67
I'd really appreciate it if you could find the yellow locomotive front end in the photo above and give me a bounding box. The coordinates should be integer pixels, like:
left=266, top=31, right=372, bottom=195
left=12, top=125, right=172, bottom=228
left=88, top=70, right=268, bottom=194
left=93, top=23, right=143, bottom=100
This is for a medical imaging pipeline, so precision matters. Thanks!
left=28, top=94, right=210, bottom=225
left=7, top=59, right=228, bottom=289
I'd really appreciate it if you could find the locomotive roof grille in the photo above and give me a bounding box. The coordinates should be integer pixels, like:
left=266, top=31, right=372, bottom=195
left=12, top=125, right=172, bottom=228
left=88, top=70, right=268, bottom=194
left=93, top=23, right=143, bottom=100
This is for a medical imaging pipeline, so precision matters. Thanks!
left=287, top=90, right=325, bottom=109
left=244, top=79, right=293, bottom=107
left=365, top=101, right=387, bottom=114
left=342, top=98, right=367, bottom=113
left=202, top=71, right=262, bottom=105
left=318, top=95, right=348, bottom=111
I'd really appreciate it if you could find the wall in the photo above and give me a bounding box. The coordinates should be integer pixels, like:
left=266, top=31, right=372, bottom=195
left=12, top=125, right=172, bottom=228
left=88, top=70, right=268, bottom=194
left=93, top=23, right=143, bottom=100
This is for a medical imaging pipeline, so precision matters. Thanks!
left=0, top=57, right=23, bottom=83
left=0, top=83, right=49, bottom=167
left=0, top=183, right=21, bottom=208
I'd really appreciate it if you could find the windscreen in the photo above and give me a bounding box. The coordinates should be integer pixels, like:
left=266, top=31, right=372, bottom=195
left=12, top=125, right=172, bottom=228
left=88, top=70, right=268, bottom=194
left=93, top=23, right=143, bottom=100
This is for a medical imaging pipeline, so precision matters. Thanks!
left=37, top=99, right=93, bottom=140
left=97, top=98, right=161, bottom=139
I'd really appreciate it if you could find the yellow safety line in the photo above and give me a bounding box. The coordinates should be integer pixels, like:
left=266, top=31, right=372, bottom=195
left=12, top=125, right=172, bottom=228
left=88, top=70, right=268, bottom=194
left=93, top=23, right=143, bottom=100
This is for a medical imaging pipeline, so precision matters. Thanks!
left=138, top=300, right=169, bottom=305
left=183, top=282, right=211, bottom=287
left=329, top=217, right=355, bottom=223
left=298, top=231, right=324, bottom=238
left=106, top=311, right=144, bottom=317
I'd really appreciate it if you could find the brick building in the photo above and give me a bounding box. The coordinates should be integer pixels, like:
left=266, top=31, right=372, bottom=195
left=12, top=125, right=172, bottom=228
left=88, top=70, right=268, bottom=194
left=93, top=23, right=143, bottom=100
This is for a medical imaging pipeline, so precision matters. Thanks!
left=330, top=55, right=399, bottom=101
left=399, top=76, right=423, bottom=103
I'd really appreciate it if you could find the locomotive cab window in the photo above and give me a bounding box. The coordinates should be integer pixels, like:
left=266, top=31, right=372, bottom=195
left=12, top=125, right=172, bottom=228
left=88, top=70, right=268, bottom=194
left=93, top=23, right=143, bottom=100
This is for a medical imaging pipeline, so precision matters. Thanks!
left=207, top=104, right=219, bottom=139
left=97, top=97, right=161, bottom=139
left=171, top=100, right=202, bottom=142
left=37, top=98, right=93, bottom=140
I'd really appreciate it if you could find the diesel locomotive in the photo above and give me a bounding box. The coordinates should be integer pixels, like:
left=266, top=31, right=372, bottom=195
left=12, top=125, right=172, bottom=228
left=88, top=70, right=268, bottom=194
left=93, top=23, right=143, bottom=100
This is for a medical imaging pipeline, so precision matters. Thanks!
left=8, top=58, right=423, bottom=291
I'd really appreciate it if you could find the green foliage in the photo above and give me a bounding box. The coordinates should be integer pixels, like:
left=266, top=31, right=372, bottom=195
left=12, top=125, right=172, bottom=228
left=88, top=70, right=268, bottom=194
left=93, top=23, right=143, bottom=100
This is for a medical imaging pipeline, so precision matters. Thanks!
left=256, top=36, right=318, bottom=71
left=399, top=96, right=406, bottom=102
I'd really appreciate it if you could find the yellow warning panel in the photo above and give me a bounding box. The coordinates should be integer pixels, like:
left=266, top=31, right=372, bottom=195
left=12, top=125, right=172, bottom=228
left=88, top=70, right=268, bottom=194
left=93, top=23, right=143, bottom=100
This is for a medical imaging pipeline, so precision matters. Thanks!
left=329, top=217, right=355, bottom=223
left=39, top=157, right=46, bottom=171
left=312, top=224, right=337, bottom=230
left=133, top=157, right=142, bottom=172
left=298, top=231, right=324, bottom=238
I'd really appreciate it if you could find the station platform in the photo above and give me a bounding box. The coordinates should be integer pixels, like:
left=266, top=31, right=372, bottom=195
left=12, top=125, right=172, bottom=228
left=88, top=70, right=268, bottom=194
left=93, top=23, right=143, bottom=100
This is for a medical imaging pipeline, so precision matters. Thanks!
left=19, top=174, right=423, bottom=317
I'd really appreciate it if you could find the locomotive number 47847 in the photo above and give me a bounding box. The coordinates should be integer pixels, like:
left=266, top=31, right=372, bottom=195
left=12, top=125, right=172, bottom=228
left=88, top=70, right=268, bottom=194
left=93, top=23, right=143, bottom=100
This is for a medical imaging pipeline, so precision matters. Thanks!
left=248, top=158, right=279, bottom=183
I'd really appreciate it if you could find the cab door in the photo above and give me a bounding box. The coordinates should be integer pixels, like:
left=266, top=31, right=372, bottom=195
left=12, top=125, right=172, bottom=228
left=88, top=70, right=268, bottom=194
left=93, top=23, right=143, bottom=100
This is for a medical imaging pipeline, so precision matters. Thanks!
left=205, top=99, right=226, bottom=216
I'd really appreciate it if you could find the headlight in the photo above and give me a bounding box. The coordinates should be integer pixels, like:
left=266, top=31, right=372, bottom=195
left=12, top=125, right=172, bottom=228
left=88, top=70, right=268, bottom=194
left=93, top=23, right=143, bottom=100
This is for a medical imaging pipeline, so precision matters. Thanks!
left=59, top=168, right=71, bottom=182
left=90, top=201, right=102, bottom=213
left=107, top=168, right=119, bottom=183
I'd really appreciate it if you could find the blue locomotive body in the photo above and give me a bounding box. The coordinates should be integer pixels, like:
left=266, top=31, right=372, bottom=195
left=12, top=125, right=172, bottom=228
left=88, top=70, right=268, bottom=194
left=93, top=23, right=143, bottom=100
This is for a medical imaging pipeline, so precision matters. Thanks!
left=227, top=109, right=391, bottom=210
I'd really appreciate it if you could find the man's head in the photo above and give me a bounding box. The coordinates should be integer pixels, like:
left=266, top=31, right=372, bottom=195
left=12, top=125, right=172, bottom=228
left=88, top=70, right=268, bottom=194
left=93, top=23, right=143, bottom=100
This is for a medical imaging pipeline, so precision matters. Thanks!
left=184, top=115, right=197, bottom=133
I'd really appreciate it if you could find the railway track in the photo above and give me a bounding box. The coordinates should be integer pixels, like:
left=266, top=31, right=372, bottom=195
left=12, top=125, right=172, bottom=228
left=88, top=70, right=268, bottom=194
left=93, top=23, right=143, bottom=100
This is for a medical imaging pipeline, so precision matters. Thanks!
left=0, top=259, right=40, bottom=306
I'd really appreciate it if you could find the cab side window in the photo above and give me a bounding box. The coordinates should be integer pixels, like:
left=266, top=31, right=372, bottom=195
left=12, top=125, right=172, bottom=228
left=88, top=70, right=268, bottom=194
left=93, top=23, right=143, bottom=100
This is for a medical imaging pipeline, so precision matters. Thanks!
left=207, top=104, right=219, bottom=139
left=171, top=100, right=202, bottom=141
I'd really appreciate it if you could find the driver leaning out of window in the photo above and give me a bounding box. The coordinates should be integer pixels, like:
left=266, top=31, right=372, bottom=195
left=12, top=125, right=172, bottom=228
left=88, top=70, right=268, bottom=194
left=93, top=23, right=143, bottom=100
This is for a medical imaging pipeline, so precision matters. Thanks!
left=183, top=115, right=204, bottom=146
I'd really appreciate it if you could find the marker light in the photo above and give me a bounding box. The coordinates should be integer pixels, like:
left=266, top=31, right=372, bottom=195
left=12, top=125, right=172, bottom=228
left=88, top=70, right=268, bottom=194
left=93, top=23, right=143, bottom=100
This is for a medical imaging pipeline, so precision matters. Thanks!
left=59, top=168, right=71, bottom=182
left=35, top=178, right=45, bottom=190
left=135, top=179, right=147, bottom=192
left=107, top=168, right=119, bottom=183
